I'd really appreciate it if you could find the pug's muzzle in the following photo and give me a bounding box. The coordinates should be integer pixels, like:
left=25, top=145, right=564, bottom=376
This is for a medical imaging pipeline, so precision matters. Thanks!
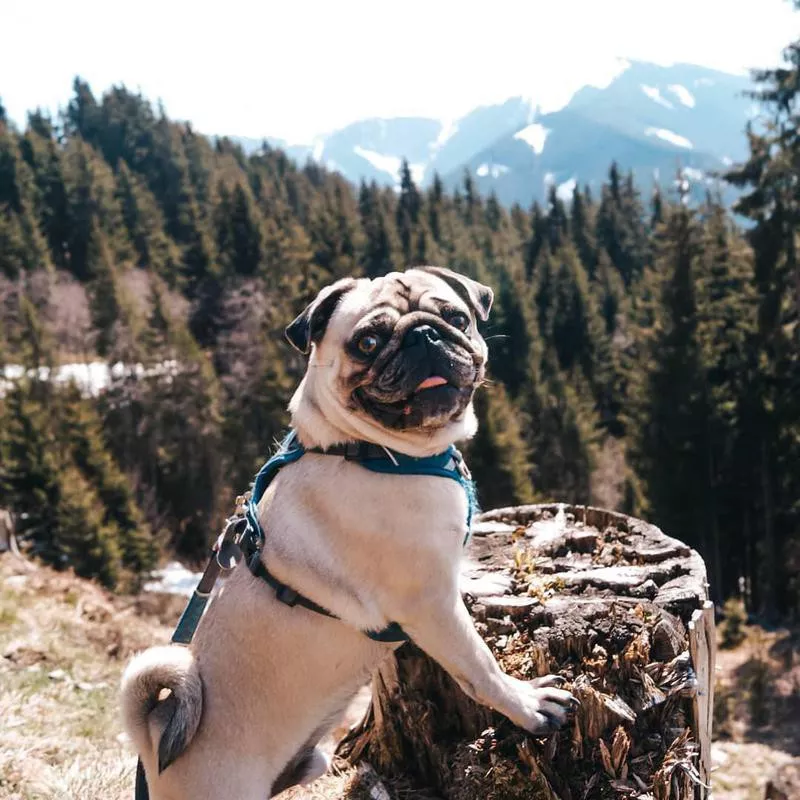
left=352, top=312, right=485, bottom=430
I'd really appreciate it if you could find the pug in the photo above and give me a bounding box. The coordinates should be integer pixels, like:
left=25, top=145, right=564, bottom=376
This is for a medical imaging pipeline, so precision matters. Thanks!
left=121, top=267, right=575, bottom=800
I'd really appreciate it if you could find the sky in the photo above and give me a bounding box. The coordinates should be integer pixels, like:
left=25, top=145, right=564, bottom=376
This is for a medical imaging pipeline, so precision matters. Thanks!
left=2, top=0, right=798, bottom=143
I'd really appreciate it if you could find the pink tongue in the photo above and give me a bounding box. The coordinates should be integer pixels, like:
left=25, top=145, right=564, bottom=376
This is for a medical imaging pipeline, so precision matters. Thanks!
left=416, top=376, right=448, bottom=392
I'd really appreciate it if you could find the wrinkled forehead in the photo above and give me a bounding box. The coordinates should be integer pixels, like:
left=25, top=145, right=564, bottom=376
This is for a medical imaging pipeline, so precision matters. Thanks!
left=325, top=271, right=467, bottom=343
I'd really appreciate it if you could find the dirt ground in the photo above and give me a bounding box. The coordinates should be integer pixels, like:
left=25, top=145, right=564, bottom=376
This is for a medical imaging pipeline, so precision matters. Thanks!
left=710, top=625, right=800, bottom=799
left=1, top=552, right=798, bottom=800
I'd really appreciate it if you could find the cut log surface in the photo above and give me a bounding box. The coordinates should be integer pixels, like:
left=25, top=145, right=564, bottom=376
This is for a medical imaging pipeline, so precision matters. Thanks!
left=338, top=504, right=715, bottom=800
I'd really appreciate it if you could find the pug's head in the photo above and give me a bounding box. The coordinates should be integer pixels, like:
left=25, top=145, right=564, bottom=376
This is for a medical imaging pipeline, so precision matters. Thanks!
left=285, top=267, right=493, bottom=455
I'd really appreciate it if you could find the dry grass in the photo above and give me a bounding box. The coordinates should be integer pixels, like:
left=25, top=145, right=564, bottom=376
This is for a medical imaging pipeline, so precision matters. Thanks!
left=0, top=554, right=174, bottom=800
left=711, top=624, right=800, bottom=799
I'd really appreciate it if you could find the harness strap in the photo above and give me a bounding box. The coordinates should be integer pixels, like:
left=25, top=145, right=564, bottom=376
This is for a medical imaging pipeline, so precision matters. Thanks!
left=248, top=552, right=410, bottom=642
left=249, top=555, right=338, bottom=620
left=307, top=440, right=396, bottom=461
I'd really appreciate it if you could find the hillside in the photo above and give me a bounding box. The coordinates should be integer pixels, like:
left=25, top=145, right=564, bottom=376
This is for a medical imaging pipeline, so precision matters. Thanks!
left=231, top=61, right=754, bottom=206
left=2, top=551, right=798, bottom=800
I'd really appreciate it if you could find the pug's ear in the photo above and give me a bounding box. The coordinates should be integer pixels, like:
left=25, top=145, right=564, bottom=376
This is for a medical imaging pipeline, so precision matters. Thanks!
left=285, top=278, right=357, bottom=354
left=417, top=266, right=494, bottom=321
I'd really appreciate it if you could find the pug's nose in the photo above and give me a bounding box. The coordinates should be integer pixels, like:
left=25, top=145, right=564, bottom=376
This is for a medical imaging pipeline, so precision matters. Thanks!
left=404, top=325, right=441, bottom=349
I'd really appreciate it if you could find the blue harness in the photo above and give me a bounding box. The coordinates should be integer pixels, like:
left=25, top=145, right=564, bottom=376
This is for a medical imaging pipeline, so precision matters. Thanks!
left=242, top=430, right=477, bottom=642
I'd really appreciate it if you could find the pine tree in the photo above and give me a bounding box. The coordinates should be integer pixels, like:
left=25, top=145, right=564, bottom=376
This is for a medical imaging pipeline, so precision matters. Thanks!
left=85, top=220, right=140, bottom=359
left=428, top=173, right=445, bottom=244
left=694, top=198, right=757, bottom=600
left=0, top=122, right=51, bottom=274
left=116, top=162, right=181, bottom=282
left=64, top=77, right=101, bottom=142
left=0, top=379, right=62, bottom=563
left=62, top=139, right=129, bottom=280
left=485, top=262, right=537, bottom=397
left=723, top=20, right=800, bottom=615
left=466, top=384, right=535, bottom=509
left=396, top=160, right=422, bottom=261
left=596, top=163, right=649, bottom=286
left=359, top=181, right=396, bottom=278
left=630, top=202, right=712, bottom=565
left=570, top=186, right=598, bottom=278
left=54, top=465, right=123, bottom=588
left=20, top=119, right=71, bottom=269
left=57, top=383, right=157, bottom=576
left=525, top=368, right=599, bottom=504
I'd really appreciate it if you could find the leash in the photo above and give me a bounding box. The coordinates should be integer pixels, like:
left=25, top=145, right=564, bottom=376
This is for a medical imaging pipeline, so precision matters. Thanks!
left=134, top=430, right=476, bottom=797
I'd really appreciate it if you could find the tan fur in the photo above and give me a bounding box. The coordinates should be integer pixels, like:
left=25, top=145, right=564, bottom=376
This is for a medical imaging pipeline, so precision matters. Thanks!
left=121, top=268, right=573, bottom=800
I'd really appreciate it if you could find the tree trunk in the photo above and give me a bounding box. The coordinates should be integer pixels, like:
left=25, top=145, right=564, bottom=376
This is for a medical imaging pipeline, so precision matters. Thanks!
left=338, top=503, right=715, bottom=800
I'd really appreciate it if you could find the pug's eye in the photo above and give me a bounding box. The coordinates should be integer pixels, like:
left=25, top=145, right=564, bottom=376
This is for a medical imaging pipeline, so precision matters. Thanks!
left=356, top=333, right=382, bottom=356
left=447, top=312, right=470, bottom=332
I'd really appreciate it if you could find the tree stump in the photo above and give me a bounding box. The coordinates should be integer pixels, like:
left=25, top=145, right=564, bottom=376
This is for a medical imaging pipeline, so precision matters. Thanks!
left=338, top=504, right=715, bottom=800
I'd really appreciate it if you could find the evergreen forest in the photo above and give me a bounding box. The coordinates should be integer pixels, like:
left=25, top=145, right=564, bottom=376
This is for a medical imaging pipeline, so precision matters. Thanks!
left=1, top=19, right=799, bottom=620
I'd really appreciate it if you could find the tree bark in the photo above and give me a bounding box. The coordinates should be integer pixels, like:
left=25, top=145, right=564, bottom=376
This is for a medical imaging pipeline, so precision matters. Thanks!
left=338, top=503, right=715, bottom=800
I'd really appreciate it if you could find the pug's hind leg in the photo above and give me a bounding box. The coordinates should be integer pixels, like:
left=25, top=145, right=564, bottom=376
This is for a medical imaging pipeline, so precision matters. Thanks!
left=270, top=746, right=330, bottom=796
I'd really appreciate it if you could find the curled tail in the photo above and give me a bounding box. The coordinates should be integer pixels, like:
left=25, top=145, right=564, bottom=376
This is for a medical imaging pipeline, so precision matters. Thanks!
left=121, top=645, right=203, bottom=774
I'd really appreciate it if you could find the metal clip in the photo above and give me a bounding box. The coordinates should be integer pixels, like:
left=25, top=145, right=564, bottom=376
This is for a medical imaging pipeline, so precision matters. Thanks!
left=453, top=450, right=472, bottom=480
left=233, top=492, right=251, bottom=517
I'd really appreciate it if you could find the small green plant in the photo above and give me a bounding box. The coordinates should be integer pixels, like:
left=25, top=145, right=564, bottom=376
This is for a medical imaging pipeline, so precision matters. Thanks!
left=719, top=597, right=747, bottom=649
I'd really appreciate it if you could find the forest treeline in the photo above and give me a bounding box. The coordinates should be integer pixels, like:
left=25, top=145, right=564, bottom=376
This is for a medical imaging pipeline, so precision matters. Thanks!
left=0, top=22, right=798, bottom=616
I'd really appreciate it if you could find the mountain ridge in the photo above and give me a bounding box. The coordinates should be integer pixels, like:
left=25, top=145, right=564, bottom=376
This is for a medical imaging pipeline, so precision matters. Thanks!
left=225, top=59, right=755, bottom=205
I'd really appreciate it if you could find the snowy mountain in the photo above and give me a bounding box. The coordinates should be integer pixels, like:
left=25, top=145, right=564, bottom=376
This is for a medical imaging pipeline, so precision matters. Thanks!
left=229, top=61, right=756, bottom=206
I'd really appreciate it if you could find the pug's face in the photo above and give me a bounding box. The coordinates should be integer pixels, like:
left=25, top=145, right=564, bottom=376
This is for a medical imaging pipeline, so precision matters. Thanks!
left=286, top=267, right=493, bottom=436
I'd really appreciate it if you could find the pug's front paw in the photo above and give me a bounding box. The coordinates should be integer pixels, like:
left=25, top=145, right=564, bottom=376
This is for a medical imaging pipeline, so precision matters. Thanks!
left=502, top=675, right=576, bottom=735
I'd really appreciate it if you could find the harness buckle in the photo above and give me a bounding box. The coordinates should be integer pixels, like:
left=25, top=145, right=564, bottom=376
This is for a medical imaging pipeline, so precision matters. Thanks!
left=343, top=442, right=362, bottom=460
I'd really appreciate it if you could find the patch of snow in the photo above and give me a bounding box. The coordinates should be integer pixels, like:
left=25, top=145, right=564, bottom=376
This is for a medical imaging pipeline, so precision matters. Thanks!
left=476, top=163, right=510, bottom=179
left=556, top=176, right=577, bottom=201
left=694, top=77, right=715, bottom=87
left=645, top=127, right=693, bottom=149
left=324, top=159, right=340, bottom=172
left=641, top=84, right=674, bottom=110
left=682, top=167, right=704, bottom=182
left=312, top=138, right=325, bottom=162
left=430, top=118, right=459, bottom=153
left=353, top=146, right=403, bottom=181
left=513, top=123, right=550, bottom=155
left=587, top=57, right=631, bottom=90
left=721, top=155, right=733, bottom=166
left=1, top=360, right=183, bottom=398
left=668, top=84, right=696, bottom=108
left=543, top=172, right=555, bottom=187
left=144, top=561, right=202, bottom=597
left=410, top=162, right=426, bottom=185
